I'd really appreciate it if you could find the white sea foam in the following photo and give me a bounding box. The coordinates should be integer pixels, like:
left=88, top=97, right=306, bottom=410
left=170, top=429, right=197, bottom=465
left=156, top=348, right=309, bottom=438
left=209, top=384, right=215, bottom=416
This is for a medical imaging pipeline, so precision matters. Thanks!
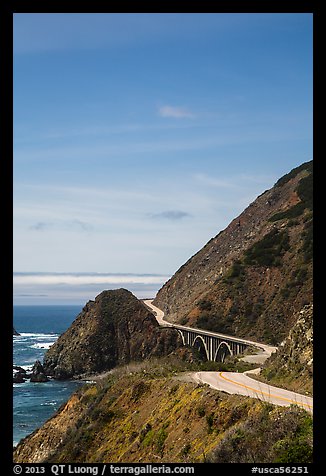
left=35, top=335, right=58, bottom=340
left=31, top=342, right=54, bottom=350
left=41, top=401, right=57, bottom=406
left=20, top=333, right=58, bottom=338
left=13, top=306, right=81, bottom=448
left=13, top=365, right=30, bottom=373
left=19, top=365, right=32, bottom=371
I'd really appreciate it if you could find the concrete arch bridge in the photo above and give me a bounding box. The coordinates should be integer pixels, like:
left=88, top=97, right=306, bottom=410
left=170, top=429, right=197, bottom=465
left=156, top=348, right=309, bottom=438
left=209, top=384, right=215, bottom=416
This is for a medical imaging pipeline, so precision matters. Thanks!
left=143, top=300, right=276, bottom=364
left=173, top=325, right=251, bottom=363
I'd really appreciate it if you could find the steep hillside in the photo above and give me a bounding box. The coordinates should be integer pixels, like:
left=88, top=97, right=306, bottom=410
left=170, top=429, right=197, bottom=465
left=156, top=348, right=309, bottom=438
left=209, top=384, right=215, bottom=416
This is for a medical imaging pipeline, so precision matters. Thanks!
left=13, top=360, right=313, bottom=464
left=154, top=161, right=313, bottom=345
left=43, top=289, right=182, bottom=379
left=259, top=304, right=313, bottom=395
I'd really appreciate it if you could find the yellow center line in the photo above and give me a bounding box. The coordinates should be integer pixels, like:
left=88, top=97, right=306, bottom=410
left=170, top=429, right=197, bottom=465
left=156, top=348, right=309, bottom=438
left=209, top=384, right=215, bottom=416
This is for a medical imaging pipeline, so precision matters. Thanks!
left=218, top=372, right=313, bottom=409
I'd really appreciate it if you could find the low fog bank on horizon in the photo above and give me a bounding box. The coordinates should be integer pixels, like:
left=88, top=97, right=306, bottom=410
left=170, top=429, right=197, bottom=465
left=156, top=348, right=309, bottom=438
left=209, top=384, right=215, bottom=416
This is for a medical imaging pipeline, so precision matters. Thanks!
left=13, top=272, right=171, bottom=305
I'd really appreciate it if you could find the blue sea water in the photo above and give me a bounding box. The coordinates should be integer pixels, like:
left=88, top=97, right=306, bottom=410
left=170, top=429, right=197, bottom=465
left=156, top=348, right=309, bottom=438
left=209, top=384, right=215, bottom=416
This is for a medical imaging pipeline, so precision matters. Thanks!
left=13, top=305, right=84, bottom=447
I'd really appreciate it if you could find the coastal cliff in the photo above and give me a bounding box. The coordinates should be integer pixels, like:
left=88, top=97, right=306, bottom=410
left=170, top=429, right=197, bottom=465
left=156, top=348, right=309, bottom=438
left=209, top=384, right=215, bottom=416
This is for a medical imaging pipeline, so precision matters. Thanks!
left=43, top=288, right=182, bottom=379
left=260, top=304, right=313, bottom=394
left=154, top=161, right=313, bottom=346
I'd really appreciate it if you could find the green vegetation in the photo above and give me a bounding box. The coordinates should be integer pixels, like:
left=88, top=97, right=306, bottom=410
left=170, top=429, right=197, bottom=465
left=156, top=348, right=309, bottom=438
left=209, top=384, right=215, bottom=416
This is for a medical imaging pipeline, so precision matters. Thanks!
left=274, top=160, right=312, bottom=188
left=141, top=424, right=168, bottom=456
left=257, top=304, right=313, bottom=396
left=269, top=165, right=312, bottom=222
left=206, top=413, right=215, bottom=433
left=197, top=406, right=206, bottom=417
left=156, top=426, right=168, bottom=456
left=17, top=355, right=313, bottom=464
left=91, top=353, right=256, bottom=378
left=181, top=442, right=191, bottom=456
left=223, top=260, right=246, bottom=283
left=243, top=229, right=290, bottom=267
left=297, top=171, right=313, bottom=209
left=221, top=229, right=291, bottom=275
left=197, top=299, right=212, bottom=311
left=301, top=218, right=313, bottom=263
left=207, top=404, right=312, bottom=463
left=197, top=311, right=238, bottom=336
left=269, top=205, right=304, bottom=222
left=259, top=360, right=312, bottom=396
left=197, top=309, right=232, bottom=335
left=261, top=329, right=279, bottom=347
left=280, top=266, right=309, bottom=299
left=131, top=381, right=150, bottom=402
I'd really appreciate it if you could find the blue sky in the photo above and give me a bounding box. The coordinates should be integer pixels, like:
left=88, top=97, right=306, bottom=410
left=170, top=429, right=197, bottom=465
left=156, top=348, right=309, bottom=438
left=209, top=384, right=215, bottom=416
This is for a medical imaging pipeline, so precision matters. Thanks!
left=13, top=13, right=313, bottom=304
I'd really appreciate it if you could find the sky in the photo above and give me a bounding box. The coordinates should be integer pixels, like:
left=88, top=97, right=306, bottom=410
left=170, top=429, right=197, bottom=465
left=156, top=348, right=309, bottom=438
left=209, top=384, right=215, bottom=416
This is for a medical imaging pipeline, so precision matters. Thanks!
left=13, top=13, right=313, bottom=305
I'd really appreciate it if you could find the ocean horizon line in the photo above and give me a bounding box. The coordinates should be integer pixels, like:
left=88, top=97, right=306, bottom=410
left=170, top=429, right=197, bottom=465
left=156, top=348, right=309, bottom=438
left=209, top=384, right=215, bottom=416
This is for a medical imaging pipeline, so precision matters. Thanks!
left=13, top=271, right=170, bottom=305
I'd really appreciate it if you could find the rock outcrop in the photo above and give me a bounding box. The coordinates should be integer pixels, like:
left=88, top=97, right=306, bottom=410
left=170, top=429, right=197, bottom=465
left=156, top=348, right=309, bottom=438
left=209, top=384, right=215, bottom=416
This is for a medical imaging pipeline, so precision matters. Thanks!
left=13, top=368, right=26, bottom=383
left=30, top=360, right=49, bottom=383
left=13, top=362, right=49, bottom=384
left=13, top=327, right=20, bottom=336
left=154, top=161, right=313, bottom=345
left=43, top=288, right=182, bottom=379
left=260, top=304, right=313, bottom=394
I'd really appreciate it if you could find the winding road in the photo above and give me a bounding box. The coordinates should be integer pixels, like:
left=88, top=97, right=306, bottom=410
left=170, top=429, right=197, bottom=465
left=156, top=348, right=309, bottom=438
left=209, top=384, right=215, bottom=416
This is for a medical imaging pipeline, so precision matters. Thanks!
left=144, top=300, right=313, bottom=414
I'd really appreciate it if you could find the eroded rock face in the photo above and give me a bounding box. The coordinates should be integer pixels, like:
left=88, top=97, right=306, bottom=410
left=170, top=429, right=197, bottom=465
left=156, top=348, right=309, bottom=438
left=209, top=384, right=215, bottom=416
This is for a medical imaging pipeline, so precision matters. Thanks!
left=13, top=328, right=20, bottom=336
left=13, top=366, right=27, bottom=383
left=43, top=289, right=182, bottom=379
left=154, top=161, right=313, bottom=345
left=13, top=373, right=26, bottom=383
left=261, top=304, right=313, bottom=394
left=30, top=360, right=49, bottom=383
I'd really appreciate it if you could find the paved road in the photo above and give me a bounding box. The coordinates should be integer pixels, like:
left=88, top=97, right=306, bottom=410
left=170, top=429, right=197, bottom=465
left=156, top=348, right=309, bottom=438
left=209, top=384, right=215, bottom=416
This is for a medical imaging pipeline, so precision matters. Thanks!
left=143, top=300, right=173, bottom=327
left=192, top=371, right=313, bottom=413
left=143, top=300, right=313, bottom=413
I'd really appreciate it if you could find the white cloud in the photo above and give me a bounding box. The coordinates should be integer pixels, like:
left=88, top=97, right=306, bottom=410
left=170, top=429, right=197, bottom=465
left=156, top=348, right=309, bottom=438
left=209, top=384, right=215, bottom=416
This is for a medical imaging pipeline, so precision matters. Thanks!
left=13, top=174, right=276, bottom=278
left=194, top=172, right=276, bottom=191
left=158, top=105, right=195, bottom=119
left=13, top=272, right=170, bottom=286
left=149, top=210, right=191, bottom=220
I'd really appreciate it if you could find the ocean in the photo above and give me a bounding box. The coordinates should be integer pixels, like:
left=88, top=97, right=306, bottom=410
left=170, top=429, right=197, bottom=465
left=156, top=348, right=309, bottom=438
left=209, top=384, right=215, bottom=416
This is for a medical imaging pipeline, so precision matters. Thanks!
left=13, top=305, right=84, bottom=447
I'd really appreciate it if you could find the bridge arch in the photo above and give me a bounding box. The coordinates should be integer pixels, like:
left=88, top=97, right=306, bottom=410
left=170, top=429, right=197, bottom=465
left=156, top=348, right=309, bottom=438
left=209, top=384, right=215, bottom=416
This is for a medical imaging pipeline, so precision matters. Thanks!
left=176, top=329, right=186, bottom=346
left=193, top=335, right=209, bottom=361
left=214, top=341, right=233, bottom=363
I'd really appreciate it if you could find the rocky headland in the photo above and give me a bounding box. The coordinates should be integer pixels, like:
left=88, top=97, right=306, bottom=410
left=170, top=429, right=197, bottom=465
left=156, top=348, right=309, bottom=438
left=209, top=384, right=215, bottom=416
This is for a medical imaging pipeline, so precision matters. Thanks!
left=43, top=288, right=183, bottom=380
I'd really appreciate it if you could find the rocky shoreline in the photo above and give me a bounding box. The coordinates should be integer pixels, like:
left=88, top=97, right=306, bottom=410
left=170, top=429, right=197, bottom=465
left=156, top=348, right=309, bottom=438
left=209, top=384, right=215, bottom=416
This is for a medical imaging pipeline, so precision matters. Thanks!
left=13, top=360, right=49, bottom=384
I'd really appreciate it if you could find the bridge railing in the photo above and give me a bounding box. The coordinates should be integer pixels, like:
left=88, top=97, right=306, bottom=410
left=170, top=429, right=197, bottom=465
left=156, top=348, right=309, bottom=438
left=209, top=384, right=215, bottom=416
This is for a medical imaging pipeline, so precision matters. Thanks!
left=170, top=322, right=264, bottom=352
